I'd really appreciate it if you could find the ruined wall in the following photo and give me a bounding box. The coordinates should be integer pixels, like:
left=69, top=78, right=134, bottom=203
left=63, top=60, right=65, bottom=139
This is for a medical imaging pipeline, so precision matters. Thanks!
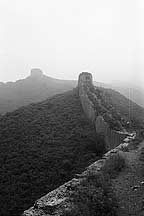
left=95, top=115, right=127, bottom=149
left=23, top=133, right=136, bottom=216
left=79, top=86, right=95, bottom=122
left=78, top=72, right=127, bottom=149
left=22, top=72, right=134, bottom=215
left=95, top=115, right=109, bottom=135
left=106, top=128, right=128, bottom=149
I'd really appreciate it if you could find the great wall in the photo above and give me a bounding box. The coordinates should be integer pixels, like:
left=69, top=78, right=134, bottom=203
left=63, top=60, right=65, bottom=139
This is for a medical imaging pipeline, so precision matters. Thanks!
left=78, top=72, right=128, bottom=150
left=23, top=72, right=136, bottom=216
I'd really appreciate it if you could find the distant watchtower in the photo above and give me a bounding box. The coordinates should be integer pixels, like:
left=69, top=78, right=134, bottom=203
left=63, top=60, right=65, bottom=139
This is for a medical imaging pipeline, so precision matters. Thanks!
left=78, top=72, right=93, bottom=87
left=30, top=68, right=43, bottom=78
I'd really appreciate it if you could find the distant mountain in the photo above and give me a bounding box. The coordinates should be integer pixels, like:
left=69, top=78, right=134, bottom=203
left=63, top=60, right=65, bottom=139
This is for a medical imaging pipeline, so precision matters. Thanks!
left=109, top=81, right=144, bottom=109
left=0, top=69, right=77, bottom=114
left=0, top=70, right=143, bottom=115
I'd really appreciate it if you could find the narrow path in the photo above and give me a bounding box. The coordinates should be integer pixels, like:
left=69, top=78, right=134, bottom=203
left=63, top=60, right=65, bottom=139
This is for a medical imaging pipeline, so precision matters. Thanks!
left=112, top=140, right=144, bottom=216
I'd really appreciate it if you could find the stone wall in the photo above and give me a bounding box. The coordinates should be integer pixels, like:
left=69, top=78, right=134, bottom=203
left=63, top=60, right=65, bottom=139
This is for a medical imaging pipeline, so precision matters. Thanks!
left=23, top=133, right=136, bottom=216
left=78, top=72, right=96, bottom=122
left=78, top=72, right=128, bottom=149
left=79, top=85, right=96, bottom=122
left=95, top=115, right=127, bottom=149
left=23, top=72, right=131, bottom=215
left=105, top=128, right=128, bottom=149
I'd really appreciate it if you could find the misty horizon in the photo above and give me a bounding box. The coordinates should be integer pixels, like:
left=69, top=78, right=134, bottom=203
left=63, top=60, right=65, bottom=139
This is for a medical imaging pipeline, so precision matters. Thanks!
left=0, top=68, right=143, bottom=91
left=0, top=0, right=144, bottom=88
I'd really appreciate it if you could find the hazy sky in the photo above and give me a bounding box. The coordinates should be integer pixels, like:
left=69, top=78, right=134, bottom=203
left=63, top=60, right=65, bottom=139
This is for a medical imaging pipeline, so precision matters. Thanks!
left=0, top=0, right=144, bottom=87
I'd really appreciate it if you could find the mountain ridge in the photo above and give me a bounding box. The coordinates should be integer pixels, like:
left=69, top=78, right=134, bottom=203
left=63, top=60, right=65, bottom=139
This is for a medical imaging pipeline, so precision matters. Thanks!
left=0, top=69, right=76, bottom=114
left=0, top=69, right=143, bottom=115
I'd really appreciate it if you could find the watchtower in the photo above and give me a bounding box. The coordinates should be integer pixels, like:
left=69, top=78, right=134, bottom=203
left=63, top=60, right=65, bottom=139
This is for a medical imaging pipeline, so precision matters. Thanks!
left=78, top=72, right=93, bottom=87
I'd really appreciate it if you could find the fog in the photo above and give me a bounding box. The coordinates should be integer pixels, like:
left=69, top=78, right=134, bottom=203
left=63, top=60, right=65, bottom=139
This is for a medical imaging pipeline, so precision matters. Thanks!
left=0, top=0, right=144, bottom=88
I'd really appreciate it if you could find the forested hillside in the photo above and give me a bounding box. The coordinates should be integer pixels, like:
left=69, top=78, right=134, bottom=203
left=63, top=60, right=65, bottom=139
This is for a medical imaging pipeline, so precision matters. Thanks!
left=0, top=89, right=105, bottom=216
left=102, top=88, right=144, bottom=127
left=0, top=85, right=144, bottom=216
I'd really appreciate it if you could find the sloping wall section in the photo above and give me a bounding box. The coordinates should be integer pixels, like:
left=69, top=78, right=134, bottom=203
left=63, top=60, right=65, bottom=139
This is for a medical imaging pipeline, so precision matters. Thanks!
left=78, top=72, right=128, bottom=149
left=23, top=133, right=136, bottom=216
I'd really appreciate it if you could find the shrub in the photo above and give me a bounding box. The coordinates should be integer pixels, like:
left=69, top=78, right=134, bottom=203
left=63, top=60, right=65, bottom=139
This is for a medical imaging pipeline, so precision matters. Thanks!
left=63, top=172, right=118, bottom=216
left=120, top=144, right=129, bottom=152
left=86, top=135, right=106, bottom=156
left=102, top=152, right=126, bottom=177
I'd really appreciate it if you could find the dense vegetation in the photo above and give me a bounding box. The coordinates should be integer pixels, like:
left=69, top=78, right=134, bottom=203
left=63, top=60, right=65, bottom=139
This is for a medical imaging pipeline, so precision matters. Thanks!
left=87, top=85, right=144, bottom=131
left=0, top=89, right=106, bottom=216
left=64, top=172, right=117, bottom=216
left=98, top=87, right=144, bottom=129
left=0, top=82, right=143, bottom=216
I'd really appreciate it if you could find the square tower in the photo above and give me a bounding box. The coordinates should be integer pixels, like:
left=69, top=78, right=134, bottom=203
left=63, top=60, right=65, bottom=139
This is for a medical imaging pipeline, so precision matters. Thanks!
left=78, top=72, right=93, bottom=87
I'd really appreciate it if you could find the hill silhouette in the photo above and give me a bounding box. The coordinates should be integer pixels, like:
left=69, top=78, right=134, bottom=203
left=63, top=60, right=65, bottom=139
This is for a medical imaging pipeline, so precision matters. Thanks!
left=0, top=69, right=76, bottom=114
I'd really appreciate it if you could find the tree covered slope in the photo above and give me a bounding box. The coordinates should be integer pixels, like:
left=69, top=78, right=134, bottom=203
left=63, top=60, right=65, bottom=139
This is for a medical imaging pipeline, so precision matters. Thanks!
left=0, top=89, right=105, bottom=216
left=102, top=87, right=144, bottom=127
left=0, top=86, right=144, bottom=216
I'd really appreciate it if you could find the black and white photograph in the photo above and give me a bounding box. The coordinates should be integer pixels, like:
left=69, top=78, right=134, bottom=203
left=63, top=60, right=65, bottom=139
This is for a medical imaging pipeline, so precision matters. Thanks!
left=0, top=0, right=144, bottom=215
